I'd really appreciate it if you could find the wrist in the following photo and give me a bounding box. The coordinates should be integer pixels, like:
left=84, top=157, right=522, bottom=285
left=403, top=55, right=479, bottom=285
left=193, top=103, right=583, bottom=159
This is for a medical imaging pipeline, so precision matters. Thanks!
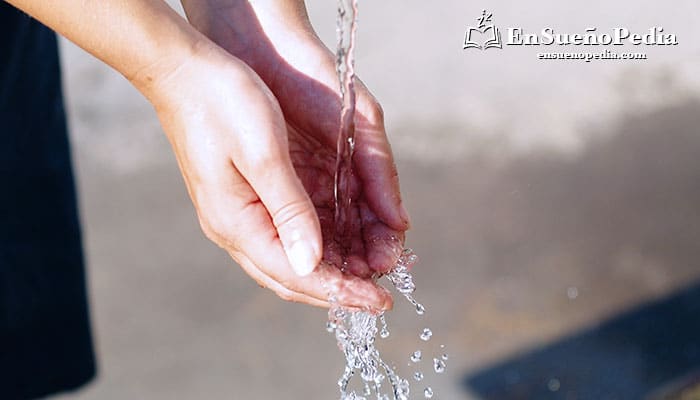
left=181, top=0, right=314, bottom=42
left=126, top=25, right=211, bottom=102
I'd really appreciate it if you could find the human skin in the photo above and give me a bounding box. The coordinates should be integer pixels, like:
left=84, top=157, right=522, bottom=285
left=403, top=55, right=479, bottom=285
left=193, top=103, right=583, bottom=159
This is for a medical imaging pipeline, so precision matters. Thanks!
left=179, top=0, right=410, bottom=272
left=7, top=0, right=408, bottom=311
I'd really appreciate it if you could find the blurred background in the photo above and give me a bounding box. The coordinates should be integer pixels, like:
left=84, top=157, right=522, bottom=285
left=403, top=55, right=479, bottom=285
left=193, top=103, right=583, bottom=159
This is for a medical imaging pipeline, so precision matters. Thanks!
left=53, top=0, right=700, bottom=399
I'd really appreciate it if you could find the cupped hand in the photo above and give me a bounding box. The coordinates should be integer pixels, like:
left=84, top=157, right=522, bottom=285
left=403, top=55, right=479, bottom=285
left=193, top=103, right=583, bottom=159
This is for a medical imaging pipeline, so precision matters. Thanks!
left=142, top=42, right=393, bottom=310
left=181, top=0, right=411, bottom=280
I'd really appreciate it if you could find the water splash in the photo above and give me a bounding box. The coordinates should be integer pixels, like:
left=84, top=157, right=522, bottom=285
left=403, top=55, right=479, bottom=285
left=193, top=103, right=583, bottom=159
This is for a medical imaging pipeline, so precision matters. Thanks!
left=433, top=358, right=446, bottom=374
left=386, top=250, right=425, bottom=314
left=410, top=350, right=422, bottom=363
left=329, top=250, right=420, bottom=400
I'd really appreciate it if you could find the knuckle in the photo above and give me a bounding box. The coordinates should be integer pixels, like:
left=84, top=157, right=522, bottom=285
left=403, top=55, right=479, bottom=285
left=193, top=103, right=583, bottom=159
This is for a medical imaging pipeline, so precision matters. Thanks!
left=197, top=211, right=240, bottom=251
left=365, top=100, right=385, bottom=126
left=250, top=275, right=269, bottom=290
left=199, top=216, right=225, bottom=243
left=192, top=187, right=244, bottom=251
left=248, top=150, right=280, bottom=172
left=275, top=287, right=296, bottom=302
left=243, top=140, right=287, bottom=172
left=271, top=199, right=314, bottom=230
left=276, top=274, right=298, bottom=293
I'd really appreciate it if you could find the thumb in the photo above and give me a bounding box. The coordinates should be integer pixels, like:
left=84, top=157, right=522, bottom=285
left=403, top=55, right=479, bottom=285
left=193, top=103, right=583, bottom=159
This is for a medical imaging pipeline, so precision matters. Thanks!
left=268, top=171, right=322, bottom=277
left=232, top=133, right=322, bottom=277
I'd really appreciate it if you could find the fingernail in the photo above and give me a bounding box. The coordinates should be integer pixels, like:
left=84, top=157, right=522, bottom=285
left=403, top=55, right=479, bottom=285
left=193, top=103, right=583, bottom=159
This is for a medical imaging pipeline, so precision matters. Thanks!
left=399, top=202, right=411, bottom=228
left=381, top=288, right=394, bottom=311
left=286, top=239, right=318, bottom=277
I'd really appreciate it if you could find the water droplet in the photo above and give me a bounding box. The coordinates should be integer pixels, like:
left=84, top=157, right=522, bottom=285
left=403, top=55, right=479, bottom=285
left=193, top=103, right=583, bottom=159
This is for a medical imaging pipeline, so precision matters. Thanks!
left=567, top=286, right=579, bottom=300
left=420, top=328, right=433, bottom=341
left=414, top=372, right=423, bottom=381
left=363, top=382, right=372, bottom=395
left=379, top=314, right=390, bottom=338
left=396, top=378, right=410, bottom=399
left=433, top=358, right=446, bottom=374
left=411, top=350, right=422, bottom=363
left=327, top=321, right=337, bottom=332
left=441, top=354, right=449, bottom=361
left=415, top=303, right=426, bottom=315
left=440, top=344, right=445, bottom=349
left=548, top=378, right=561, bottom=392
left=424, top=387, right=434, bottom=398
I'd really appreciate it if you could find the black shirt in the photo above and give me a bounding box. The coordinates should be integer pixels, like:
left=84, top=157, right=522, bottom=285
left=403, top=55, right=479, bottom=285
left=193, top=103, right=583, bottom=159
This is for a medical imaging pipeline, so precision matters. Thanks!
left=0, top=3, right=96, bottom=398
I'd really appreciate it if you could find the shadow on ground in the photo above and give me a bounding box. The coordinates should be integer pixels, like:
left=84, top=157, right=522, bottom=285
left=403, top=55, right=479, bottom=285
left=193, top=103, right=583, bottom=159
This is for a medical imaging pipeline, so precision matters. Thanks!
left=463, top=282, right=700, bottom=400
left=451, top=97, right=700, bottom=399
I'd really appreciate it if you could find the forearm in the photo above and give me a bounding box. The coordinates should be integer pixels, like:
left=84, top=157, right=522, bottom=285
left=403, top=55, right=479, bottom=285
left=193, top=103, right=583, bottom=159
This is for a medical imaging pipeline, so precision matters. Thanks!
left=7, top=0, right=205, bottom=95
left=180, top=0, right=313, bottom=39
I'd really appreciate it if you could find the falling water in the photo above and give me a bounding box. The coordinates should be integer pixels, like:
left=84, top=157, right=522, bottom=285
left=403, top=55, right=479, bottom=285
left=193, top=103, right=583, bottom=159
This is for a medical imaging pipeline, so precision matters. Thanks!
left=329, top=250, right=421, bottom=400
left=328, top=0, right=446, bottom=398
left=333, top=0, right=359, bottom=248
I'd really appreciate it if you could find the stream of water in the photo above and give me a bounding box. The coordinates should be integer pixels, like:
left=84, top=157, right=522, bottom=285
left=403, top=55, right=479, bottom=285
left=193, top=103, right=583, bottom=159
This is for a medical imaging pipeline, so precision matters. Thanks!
left=333, top=0, right=359, bottom=249
left=327, top=1, right=446, bottom=399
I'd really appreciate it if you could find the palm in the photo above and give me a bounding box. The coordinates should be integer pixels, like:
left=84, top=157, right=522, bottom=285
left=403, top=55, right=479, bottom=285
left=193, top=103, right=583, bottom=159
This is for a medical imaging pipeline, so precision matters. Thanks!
left=271, top=47, right=405, bottom=278
left=287, top=122, right=401, bottom=278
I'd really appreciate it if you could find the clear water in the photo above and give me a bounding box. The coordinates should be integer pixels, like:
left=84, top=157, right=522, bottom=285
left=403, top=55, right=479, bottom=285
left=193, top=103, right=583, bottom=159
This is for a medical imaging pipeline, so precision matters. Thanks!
left=433, top=358, right=446, bottom=374
left=333, top=0, right=359, bottom=248
left=328, top=0, right=447, bottom=398
left=328, top=250, right=420, bottom=400
left=410, top=351, right=422, bottom=363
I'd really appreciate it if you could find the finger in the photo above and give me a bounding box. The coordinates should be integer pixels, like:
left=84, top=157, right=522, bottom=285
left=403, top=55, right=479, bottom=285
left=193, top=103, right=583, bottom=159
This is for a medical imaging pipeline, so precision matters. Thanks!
left=203, top=161, right=392, bottom=310
left=228, top=92, right=322, bottom=277
left=233, top=249, right=393, bottom=311
left=353, top=83, right=411, bottom=232
left=342, top=205, right=373, bottom=278
left=360, top=202, right=405, bottom=274
left=231, top=250, right=330, bottom=308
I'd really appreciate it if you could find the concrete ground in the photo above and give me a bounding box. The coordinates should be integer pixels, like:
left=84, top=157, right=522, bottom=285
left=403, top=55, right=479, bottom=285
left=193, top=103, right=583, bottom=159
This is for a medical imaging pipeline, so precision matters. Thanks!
left=51, top=0, right=700, bottom=399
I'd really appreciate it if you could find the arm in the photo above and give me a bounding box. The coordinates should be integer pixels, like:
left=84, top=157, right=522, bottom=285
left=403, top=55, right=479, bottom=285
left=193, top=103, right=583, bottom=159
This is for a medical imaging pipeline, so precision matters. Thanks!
left=7, top=0, right=392, bottom=310
left=7, top=0, right=198, bottom=96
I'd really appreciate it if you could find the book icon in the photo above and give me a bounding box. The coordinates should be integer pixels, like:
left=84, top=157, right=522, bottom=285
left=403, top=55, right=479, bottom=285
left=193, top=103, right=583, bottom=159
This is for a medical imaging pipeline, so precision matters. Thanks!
left=464, top=10, right=503, bottom=50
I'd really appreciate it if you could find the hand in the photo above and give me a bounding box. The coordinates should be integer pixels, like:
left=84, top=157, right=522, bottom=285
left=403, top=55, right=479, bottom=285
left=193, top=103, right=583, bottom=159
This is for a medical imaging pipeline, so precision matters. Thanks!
left=6, top=0, right=396, bottom=310
left=181, top=0, right=411, bottom=279
left=142, top=42, right=393, bottom=310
